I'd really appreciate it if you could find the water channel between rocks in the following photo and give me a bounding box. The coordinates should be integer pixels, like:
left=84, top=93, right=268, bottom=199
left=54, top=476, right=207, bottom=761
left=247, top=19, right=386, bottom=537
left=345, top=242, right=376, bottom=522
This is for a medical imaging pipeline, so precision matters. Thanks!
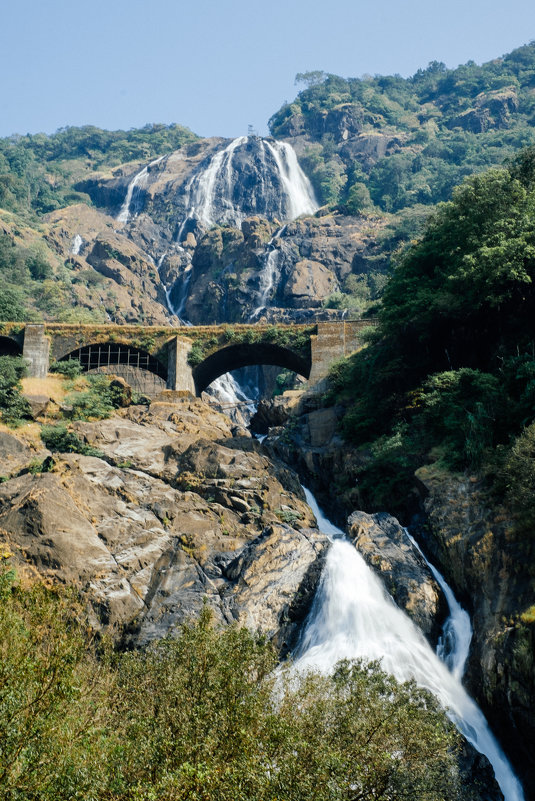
left=294, top=487, right=525, bottom=801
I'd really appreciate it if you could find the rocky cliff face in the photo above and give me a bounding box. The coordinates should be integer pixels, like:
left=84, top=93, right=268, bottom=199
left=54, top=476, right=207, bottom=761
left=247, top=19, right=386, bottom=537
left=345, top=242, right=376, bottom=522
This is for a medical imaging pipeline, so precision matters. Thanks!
left=0, top=395, right=327, bottom=653
left=414, top=465, right=535, bottom=794
left=258, top=391, right=534, bottom=795
left=33, top=135, right=390, bottom=328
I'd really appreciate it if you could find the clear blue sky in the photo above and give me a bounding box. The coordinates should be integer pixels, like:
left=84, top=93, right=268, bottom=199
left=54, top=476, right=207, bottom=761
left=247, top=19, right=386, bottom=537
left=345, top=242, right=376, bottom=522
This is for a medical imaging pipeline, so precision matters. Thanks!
left=1, top=0, right=534, bottom=139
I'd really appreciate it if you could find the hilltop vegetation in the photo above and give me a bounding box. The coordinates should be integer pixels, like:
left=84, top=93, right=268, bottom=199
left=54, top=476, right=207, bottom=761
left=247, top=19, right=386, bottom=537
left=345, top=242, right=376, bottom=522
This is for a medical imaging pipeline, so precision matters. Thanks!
left=270, top=42, right=535, bottom=214
left=1, top=44, right=535, bottom=324
left=270, top=43, right=535, bottom=213
left=0, top=123, right=197, bottom=219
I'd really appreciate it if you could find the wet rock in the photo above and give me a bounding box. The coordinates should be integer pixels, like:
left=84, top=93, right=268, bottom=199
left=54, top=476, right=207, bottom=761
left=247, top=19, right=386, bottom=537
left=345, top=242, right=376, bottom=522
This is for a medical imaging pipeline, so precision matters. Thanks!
left=347, top=510, right=448, bottom=644
left=416, top=463, right=535, bottom=793
left=250, top=396, right=296, bottom=434
left=222, top=523, right=328, bottom=652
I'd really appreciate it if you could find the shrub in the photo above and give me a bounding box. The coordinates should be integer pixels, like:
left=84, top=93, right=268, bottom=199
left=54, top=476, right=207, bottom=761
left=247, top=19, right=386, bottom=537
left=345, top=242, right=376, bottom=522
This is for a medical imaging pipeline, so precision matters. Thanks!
left=497, top=422, right=535, bottom=532
left=415, top=369, right=505, bottom=469
left=40, top=424, right=103, bottom=457
left=0, top=356, right=32, bottom=426
left=49, top=358, right=82, bottom=379
left=66, top=374, right=123, bottom=420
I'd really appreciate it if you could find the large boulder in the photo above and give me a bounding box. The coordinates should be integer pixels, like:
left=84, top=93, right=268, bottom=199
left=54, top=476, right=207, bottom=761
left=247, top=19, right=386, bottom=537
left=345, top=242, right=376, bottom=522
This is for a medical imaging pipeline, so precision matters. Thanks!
left=347, top=510, right=448, bottom=644
left=282, top=259, right=338, bottom=308
left=0, top=399, right=327, bottom=651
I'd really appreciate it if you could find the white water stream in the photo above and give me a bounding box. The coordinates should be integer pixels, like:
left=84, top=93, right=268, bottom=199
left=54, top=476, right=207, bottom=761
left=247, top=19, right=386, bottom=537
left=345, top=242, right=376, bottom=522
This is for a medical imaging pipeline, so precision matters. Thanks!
left=294, top=488, right=525, bottom=801
left=264, top=139, right=318, bottom=219
left=117, top=155, right=164, bottom=223
left=176, top=135, right=318, bottom=236
left=405, top=527, right=472, bottom=680
left=70, top=233, right=83, bottom=255
left=181, top=136, right=248, bottom=229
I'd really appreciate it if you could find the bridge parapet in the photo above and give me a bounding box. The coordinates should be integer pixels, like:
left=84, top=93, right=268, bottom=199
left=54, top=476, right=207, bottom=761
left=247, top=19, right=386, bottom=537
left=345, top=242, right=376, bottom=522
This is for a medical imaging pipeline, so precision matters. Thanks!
left=1, top=320, right=377, bottom=396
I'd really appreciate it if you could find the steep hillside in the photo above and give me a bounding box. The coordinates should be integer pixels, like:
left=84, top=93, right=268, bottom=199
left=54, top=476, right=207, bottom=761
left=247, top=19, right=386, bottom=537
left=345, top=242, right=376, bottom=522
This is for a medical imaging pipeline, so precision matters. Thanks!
left=2, top=43, right=535, bottom=328
left=270, top=43, right=535, bottom=212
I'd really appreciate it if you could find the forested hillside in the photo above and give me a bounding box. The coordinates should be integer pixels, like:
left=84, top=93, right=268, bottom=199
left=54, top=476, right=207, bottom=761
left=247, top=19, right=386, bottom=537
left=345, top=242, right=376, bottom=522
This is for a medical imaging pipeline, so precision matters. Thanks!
left=1, top=43, right=535, bottom=325
left=0, top=123, right=198, bottom=218
left=270, top=42, right=535, bottom=213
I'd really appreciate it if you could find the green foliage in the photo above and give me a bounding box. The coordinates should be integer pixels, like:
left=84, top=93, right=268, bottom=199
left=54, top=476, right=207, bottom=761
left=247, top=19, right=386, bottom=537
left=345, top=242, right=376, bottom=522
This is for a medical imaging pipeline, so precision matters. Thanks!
left=40, top=423, right=104, bottom=457
left=496, top=422, right=535, bottom=532
left=0, top=355, right=32, bottom=426
left=65, top=374, right=127, bottom=421
left=0, top=354, right=27, bottom=390
left=273, top=368, right=299, bottom=396
left=49, top=358, right=83, bottom=379
left=0, top=232, right=75, bottom=322
left=322, top=149, right=535, bottom=509
left=413, top=369, right=506, bottom=469
left=187, top=340, right=205, bottom=366
left=269, top=44, right=535, bottom=212
left=0, top=563, right=109, bottom=800
left=0, top=286, right=26, bottom=321
left=0, top=123, right=198, bottom=219
left=0, top=570, right=464, bottom=801
left=106, top=608, right=461, bottom=800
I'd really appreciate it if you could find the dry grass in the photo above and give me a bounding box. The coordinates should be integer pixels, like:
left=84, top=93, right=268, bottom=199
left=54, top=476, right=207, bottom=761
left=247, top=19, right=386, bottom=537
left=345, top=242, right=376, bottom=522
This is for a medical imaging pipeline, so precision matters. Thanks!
left=21, top=375, right=67, bottom=404
left=0, top=420, right=43, bottom=448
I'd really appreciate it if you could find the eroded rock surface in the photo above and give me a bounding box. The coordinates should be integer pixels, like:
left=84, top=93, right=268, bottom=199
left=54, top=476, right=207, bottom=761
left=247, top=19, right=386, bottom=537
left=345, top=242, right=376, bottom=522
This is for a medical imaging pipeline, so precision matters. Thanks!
left=416, top=464, right=535, bottom=794
left=347, top=509, right=448, bottom=644
left=0, top=399, right=327, bottom=649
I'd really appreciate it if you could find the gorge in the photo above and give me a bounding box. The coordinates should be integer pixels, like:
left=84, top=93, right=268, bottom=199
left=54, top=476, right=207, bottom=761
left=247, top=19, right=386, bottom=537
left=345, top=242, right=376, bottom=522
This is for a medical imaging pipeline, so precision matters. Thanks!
left=2, top=46, right=535, bottom=799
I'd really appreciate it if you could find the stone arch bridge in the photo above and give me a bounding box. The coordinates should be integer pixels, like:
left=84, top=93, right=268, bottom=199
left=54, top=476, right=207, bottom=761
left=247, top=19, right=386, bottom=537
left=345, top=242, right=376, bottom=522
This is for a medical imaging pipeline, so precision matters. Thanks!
left=0, top=321, right=376, bottom=396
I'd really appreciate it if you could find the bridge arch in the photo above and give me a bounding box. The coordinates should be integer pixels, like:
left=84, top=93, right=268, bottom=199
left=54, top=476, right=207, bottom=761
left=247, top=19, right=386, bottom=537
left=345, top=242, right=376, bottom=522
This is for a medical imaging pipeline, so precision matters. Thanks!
left=58, top=341, right=168, bottom=395
left=0, top=335, right=23, bottom=357
left=192, top=341, right=311, bottom=396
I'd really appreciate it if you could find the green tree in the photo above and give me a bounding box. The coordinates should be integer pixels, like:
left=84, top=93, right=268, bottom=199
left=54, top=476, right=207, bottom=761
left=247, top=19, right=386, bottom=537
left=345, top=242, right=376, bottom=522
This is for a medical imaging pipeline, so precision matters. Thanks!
left=0, top=563, right=109, bottom=800
left=0, top=355, right=32, bottom=426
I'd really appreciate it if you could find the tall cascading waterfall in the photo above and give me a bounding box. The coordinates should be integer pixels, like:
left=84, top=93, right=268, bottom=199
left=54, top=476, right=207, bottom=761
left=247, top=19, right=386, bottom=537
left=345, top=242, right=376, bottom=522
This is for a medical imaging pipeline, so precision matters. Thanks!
left=114, top=137, right=317, bottom=410
left=250, top=224, right=287, bottom=320
left=293, top=488, right=525, bottom=801
left=164, top=135, right=318, bottom=410
left=177, top=136, right=317, bottom=233
left=170, top=135, right=318, bottom=323
left=117, top=155, right=165, bottom=224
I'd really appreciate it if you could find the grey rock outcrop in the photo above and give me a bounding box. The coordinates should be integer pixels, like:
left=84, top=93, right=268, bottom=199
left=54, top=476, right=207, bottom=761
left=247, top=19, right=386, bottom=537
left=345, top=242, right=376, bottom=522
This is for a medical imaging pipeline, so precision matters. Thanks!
left=347, top=510, right=448, bottom=645
left=0, top=398, right=327, bottom=650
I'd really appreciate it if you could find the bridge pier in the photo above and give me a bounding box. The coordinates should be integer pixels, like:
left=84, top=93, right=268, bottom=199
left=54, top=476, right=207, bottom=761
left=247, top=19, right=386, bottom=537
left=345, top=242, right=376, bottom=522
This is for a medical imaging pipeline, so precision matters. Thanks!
left=167, top=336, right=195, bottom=394
left=22, top=324, right=50, bottom=378
left=308, top=321, right=370, bottom=385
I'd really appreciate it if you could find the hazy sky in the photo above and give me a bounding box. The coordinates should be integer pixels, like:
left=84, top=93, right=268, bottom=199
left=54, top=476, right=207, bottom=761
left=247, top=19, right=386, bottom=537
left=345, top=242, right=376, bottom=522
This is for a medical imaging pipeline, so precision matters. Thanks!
left=1, top=0, right=535, bottom=139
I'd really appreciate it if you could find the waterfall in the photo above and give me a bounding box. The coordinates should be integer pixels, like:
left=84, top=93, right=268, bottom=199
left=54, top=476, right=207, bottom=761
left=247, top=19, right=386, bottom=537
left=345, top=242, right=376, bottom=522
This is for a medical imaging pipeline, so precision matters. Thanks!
left=182, top=136, right=248, bottom=229
left=405, top=527, right=472, bottom=680
left=71, top=234, right=83, bottom=255
left=117, top=155, right=164, bottom=224
left=293, top=488, right=525, bottom=801
left=250, top=225, right=286, bottom=320
left=176, top=136, right=318, bottom=237
left=264, top=140, right=318, bottom=220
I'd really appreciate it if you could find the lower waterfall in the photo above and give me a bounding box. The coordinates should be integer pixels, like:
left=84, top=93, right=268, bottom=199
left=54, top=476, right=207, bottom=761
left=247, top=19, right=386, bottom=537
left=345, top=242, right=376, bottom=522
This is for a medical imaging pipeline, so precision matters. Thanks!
left=293, top=488, right=525, bottom=801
